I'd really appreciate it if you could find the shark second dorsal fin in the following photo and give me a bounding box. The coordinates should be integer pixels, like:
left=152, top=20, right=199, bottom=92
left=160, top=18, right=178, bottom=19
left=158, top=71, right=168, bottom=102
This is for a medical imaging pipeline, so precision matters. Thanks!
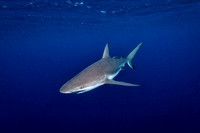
left=102, top=43, right=110, bottom=59
left=105, top=79, right=140, bottom=86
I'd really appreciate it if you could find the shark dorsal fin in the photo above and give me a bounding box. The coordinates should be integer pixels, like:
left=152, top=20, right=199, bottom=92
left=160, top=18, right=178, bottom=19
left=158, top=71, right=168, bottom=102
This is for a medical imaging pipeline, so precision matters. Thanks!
left=102, top=43, right=110, bottom=59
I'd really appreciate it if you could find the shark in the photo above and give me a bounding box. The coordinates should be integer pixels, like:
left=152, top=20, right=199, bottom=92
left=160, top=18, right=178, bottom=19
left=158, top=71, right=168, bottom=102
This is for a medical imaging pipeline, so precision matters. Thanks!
left=60, top=42, right=142, bottom=94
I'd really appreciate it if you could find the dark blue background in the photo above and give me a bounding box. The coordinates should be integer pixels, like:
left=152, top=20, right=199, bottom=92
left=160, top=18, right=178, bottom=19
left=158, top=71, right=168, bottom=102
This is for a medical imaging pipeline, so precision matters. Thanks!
left=0, top=0, right=200, bottom=133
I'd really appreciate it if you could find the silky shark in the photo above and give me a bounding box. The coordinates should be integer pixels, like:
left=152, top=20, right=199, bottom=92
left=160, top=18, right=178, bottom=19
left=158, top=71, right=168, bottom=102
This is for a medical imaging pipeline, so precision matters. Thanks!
left=60, top=42, right=142, bottom=94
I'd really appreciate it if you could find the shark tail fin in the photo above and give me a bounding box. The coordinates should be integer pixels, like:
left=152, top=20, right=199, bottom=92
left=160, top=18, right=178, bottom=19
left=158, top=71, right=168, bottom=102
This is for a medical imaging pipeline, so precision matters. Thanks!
left=127, top=42, right=143, bottom=69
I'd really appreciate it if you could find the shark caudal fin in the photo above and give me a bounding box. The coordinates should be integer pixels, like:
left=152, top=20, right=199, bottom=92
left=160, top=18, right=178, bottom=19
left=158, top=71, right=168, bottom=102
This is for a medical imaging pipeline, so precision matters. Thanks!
left=127, top=42, right=143, bottom=69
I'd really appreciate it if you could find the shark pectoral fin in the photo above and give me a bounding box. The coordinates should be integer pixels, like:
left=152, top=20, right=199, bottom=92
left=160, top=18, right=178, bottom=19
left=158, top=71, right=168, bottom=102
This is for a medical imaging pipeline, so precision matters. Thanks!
left=105, top=79, right=140, bottom=86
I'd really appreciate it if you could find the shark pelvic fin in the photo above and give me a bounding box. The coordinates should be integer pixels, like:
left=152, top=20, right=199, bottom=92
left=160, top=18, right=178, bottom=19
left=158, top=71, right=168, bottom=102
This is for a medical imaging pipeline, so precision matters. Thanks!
left=127, top=42, right=143, bottom=69
left=102, top=43, right=110, bottom=59
left=105, top=79, right=140, bottom=86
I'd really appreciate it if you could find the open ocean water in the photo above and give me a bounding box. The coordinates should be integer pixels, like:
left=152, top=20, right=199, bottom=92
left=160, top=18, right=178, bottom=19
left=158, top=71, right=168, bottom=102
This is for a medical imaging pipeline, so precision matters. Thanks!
left=0, top=0, right=200, bottom=133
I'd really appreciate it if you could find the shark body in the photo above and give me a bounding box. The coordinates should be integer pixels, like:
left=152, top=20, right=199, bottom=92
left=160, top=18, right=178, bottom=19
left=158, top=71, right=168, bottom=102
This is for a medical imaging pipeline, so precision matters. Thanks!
left=60, top=43, right=142, bottom=94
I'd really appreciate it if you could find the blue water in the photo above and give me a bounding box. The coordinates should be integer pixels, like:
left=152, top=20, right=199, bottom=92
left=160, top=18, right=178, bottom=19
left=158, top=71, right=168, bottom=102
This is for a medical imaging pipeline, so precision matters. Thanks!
left=1, top=0, right=200, bottom=133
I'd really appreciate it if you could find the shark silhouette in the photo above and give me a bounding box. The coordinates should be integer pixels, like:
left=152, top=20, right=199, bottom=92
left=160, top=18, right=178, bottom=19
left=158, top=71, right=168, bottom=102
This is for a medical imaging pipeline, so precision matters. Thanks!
left=60, top=42, right=142, bottom=94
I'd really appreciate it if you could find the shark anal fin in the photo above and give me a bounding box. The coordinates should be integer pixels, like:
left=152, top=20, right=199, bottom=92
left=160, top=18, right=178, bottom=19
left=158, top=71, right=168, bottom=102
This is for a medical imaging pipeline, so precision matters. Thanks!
left=105, top=79, right=140, bottom=86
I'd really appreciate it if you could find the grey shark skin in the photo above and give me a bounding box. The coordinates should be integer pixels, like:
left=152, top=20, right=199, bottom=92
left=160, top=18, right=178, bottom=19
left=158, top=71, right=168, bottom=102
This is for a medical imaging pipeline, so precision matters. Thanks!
left=60, top=43, right=143, bottom=94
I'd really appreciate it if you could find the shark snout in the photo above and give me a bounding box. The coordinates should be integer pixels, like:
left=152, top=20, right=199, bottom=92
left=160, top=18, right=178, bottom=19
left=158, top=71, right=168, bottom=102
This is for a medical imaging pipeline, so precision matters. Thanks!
left=59, top=87, right=67, bottom=93
left=59, top=88, right=68, bottom=93
left=59, top=82, right=81, bottom=94
left=59, top=83, right=72, bottom=94
left=59, top=87, right=74, bottom=94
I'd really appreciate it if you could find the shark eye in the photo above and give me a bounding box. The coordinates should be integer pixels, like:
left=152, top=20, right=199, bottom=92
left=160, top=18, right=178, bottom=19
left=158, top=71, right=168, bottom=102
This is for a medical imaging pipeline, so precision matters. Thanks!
left=80, top=85, right=84, bottom=89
